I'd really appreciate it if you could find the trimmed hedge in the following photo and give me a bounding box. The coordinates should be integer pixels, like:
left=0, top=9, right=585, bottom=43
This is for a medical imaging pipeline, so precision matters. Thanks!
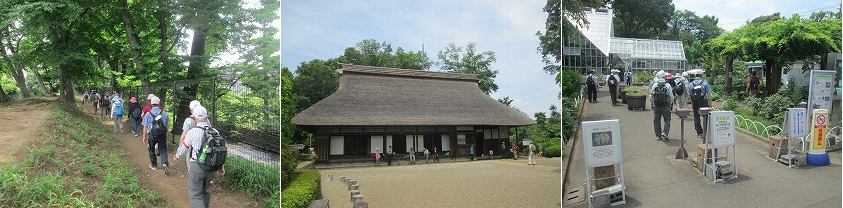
left=280, top=169, right=321, bottom=208
left=544, top=145, right=562, bottom=158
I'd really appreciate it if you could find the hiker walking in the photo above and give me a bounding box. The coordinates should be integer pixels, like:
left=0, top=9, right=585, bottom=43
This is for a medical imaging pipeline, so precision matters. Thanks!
left=511, top=143, right=519, bottom=160
left=142, top=94, right=164, bottom=118
left=100, top=93, right=110, bottom=118
left=746, top=71, right=760, bottom=97
left=500, top=142, right=507, bottom=159
left=625, top=70, right=633, bottom=86
left=387, top=146, right=394, bottom=166
left=128, top=97, right=142, bottom=137
left=178, top=100, right=203, bottom=170
left=309, top=147, right=317, bottom=169
left=408, top=147, right=416, bottom=164
left=172, top=106, right=227, bottom=208
left=92, top=91, right=101, bottom=114
left=674, top=73, right=689, bottom=109
left=82, top=90, right=89, bottom=105
left=650, top=71, right=674, bottom=141
left=688, top=73, right=713, bottom=138
left=585, top=70, right=600, bottom=103
left=142, top=97, right=171, bottom=175
left=423, top=147, right=430, bottom=163
left=606, top=70, right=621, bottom=106
left=110, top=93, right=125, bottom=133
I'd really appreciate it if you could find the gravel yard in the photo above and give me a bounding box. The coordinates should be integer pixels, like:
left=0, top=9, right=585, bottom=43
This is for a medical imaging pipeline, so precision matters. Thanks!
left=320, top=158, right=561, bottom=207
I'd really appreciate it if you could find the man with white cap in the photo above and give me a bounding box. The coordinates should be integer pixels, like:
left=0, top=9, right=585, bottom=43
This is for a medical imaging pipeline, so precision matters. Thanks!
left=179, top=100, right=204, bottom=170
left=650, top=70, right=674, bottom=141
left=142, top=94, right=162, bottom=118
left=142, top=96, right=171, bottom=174
left=173, top=106, right=226, bottom=207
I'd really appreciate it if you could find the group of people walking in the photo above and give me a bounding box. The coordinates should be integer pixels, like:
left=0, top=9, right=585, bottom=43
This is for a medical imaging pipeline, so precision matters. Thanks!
left=81, top=90, right=227, bottom=208
left=370, top=142, right=538, bottom=165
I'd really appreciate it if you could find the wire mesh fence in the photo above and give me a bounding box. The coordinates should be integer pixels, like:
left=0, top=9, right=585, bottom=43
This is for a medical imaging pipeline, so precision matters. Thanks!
left=111, top=71, right=280, bottom=167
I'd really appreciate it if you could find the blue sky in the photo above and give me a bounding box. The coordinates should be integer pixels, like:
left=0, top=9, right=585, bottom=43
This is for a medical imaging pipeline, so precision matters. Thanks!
left=674, top=0, right=840, bottom=31
left=281, top=0, right=559, bottom=119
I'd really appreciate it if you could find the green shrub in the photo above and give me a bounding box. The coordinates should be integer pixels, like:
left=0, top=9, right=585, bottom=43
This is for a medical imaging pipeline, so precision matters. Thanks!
left=217, top=156, right=280, bottom=207
left=280, top=147, right=299, bottom=190
left=721, top=98, right=737, bottom=111
left=623, top=86, right=648, bottom=96
left=543, top=145, right=562, bottom=158
left=760, top=89, right=791, bottom=123
left=560, top=70, right=582, bottom=98
left=710, top=92, right=720, bottom=101
left=279, top=169, right=321, bottom=208
left=560, top=97, right=578, bottom=143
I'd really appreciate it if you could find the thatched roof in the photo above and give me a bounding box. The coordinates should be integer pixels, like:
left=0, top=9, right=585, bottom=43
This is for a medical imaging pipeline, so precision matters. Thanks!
left=292, top=64, right=535, bottom=127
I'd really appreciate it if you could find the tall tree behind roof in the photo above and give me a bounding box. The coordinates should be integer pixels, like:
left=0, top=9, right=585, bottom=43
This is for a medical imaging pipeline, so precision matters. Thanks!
left=436, top=42, right=499, bottom=95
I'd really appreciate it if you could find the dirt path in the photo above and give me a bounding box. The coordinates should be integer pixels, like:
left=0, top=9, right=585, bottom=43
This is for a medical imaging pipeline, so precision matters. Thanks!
left=0, top=98, right=53, bottom=164
left=80, top=102, right=259, bottom=208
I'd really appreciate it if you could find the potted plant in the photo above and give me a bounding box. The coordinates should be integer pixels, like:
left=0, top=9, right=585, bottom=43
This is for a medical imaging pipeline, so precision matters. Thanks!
left=623, top=86, right=648, bottom=110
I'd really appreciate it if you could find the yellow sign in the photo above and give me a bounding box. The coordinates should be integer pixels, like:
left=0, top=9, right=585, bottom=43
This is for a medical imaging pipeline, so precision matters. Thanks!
left=812, top=109, right=829, bottom=150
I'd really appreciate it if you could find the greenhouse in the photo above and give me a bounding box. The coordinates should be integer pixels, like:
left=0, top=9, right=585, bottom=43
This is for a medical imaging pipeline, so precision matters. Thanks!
left=563, top=8, right=686, bottom=75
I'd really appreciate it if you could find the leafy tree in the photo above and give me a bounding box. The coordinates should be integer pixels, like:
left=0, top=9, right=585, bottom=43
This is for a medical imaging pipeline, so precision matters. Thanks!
left=292, top=59, right=340, bottom=111
left=340, top=39, right=431, bottom=70
left=436, top=42, right=499, bottom=95
left=708, top=14, right=842, bottom=96
left=612, top=0, right=675, bottom=39
left=497, top=96, right=513, bottom=107
left=665, top=10, right=723, bottom=68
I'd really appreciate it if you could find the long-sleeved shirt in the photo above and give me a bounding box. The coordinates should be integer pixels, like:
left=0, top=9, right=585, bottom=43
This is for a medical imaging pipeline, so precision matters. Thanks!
left=176, top=121, right=211, bottom=162
left=110, top=96, right=124, bottom=117
left=650, top=78, right=675, bottom=104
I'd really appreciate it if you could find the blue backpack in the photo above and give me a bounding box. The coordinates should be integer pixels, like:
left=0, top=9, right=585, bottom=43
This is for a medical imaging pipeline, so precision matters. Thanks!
left=114, top=100, right=124, bottom=116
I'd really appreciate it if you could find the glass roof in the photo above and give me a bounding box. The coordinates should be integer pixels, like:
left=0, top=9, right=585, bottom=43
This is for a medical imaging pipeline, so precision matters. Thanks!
left=566, top=8, right=613, bottom=56
left=609, top=37, right=686, bottom=62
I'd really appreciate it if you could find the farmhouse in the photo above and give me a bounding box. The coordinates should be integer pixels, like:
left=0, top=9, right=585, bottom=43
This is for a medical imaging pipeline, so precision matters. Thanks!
left=292, top=64, right=535, bottom=163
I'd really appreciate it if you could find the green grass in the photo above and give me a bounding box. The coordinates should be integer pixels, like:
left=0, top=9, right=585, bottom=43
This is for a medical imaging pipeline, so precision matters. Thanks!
left=218, top=156, right=281, bottom=208
left=0, top=105, right=167, bottom=207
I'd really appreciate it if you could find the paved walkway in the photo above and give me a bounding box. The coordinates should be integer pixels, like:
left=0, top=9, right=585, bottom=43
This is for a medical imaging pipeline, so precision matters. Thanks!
left=319, top=157, right=561, bottom=207
left=563, top=87, right=842, bottom=207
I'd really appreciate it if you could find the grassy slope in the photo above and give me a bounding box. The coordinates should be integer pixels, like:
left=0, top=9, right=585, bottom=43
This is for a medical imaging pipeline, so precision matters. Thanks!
left=0, top=104, right=168, bottom=207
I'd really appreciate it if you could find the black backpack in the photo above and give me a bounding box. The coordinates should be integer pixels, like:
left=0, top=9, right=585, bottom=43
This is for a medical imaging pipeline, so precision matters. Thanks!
left=149, top=111, right=167, bottom=139
left=586, top=75, right=595, bottom=85
left=131, top=103, right=142, bottom=119
left=607, top=75, right=618, bottom=86
left=690, top=81, right=708, bottom=106
left=194, top=126, right=227, bottom=171
left=652, top=82, right=671, bottom=106
left=674, top=80, right=685, bottom=95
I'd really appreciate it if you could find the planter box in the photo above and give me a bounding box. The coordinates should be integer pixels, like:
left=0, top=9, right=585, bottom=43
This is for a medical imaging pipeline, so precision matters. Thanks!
left=626, top=95, right=646, bottom=110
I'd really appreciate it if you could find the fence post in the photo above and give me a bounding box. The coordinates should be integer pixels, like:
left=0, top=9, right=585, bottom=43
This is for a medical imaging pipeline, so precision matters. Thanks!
left=212, top=77, right=217, bottom=127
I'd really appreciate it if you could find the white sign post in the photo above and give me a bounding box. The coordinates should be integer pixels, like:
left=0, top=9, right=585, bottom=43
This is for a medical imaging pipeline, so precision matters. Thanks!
left=581, top=120, right=625, bottom=207
left=780, top=108, right=808, bottom=167
left=705, top=111, right=738, bottom=182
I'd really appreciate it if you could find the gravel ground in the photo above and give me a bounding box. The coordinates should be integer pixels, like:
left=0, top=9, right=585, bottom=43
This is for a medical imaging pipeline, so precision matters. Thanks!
left=320, top=157, right=561, bottom=207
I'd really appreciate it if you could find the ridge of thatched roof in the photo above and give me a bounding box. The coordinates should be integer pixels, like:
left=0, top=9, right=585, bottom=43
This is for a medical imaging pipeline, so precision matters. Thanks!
left=292, top=64, right=535, bottom=127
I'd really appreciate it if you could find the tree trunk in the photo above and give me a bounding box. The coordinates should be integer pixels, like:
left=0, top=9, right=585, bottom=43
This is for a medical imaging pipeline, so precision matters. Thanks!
left=764, top=59, right=779, bottom=96
left=8, top=68, right=30, bottom=98
left=107, top=58, right=119, bottom=93
left=119, top=0, right=148, bottom=96
left=0, top=82, right=8, bottom=103
left=174, top=27, right=208, bottom=135
left=725, top=56, right=733, bottom=94
left=32, top=67, right=50, bottom=95
left=59, top=66, right=75, bottom=103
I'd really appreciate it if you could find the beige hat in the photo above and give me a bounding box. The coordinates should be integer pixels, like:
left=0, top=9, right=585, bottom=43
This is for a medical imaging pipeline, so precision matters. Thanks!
left=147, top=94, right=156, bottom=100
left=150, top=97, right=160, bottom=105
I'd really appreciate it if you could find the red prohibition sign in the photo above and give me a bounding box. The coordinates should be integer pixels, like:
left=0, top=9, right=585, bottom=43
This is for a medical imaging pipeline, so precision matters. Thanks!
left=817, top=114, right=826, bottom=125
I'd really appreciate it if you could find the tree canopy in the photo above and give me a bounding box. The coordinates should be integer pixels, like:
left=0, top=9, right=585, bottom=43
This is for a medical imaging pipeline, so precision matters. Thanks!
left=611, top=0, right=675, bottom=39
left=436, top=42, right=499, bottom=95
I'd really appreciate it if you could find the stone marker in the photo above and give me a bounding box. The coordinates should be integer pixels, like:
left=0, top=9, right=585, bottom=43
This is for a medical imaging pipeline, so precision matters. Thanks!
left=351, top=184, right=359, bottom=191
left=340, top=176, right=346, bottom=183
left=327, top=174, right=333, bottom=182
left=350, top=190, right=360, bottom=200
left=352, top=194, right=364, bottom=204
left=354, top=200, right=369, bottom=208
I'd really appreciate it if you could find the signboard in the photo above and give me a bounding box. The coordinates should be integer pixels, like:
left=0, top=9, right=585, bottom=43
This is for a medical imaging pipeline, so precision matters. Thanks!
left=582, top=120, right=622, bottom=168
left=807, top=70, right=835, bottom=111
left=784, top=108, right=808, bottom=138
left=708, top=111, right=736, bottom=147
left=811, top=109, right=829, bottom=151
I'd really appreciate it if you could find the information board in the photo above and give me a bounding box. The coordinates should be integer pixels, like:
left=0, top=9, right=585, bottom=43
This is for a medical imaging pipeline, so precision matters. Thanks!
left=581, top=120, right=623, bottom=168
left=807, top=70, right=836, bottom=111
left=784, top=108, right=808, bottom=138
left=708, top=111, right=736, bottom=147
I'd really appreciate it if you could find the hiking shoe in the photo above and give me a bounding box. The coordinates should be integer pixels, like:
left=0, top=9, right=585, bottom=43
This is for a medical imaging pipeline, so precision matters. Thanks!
left=162, top=164, right=170, bottom=175
left=149, top=164, right=157, bottom=170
